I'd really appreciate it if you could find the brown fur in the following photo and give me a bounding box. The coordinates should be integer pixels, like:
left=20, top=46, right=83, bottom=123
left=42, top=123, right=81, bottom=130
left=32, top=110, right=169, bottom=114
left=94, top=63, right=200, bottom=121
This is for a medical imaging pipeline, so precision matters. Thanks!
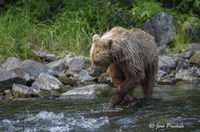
left=90, top=27, right=158, bottom=108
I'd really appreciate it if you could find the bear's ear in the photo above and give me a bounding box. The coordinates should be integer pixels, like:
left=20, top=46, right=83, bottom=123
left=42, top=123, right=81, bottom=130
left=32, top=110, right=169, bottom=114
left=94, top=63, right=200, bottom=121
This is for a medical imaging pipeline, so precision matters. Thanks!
left=92, top=34, right=100, bottom=43
left=107, top=38, right=113, bottom=50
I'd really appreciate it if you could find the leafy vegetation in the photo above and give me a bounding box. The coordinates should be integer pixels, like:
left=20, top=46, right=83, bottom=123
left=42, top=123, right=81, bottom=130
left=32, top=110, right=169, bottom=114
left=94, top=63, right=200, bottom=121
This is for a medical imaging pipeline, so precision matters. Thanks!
left=0, top=0, right=199, bottom=62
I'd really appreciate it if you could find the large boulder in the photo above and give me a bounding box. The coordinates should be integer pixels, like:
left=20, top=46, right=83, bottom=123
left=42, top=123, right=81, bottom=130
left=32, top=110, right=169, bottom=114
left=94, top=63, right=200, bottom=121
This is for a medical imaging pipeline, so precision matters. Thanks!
left=59, top=84, right=113, bottom=100
left=64, top=54, right=86, bottom=73
left=143, top=12, right=175, bottom=46
left=0, top=68, right=26, bottom=92
left=1, top=57, right=22, bottom=70
left=32, top=50, right=61, bottom=62
left=159, top=55, right=177, bottom=73
left=31, top=73, right=63, bottom=91
left=19, top=60, right=49, bottom=80
left=12, top=84, right=36, bottom=98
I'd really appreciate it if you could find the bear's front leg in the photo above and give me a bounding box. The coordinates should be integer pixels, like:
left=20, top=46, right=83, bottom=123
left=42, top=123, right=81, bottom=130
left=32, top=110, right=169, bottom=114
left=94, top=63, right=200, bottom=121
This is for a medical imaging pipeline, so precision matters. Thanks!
left=120, top=93, right=138, bottom=105
left=110, top=78, right=136, bottom=108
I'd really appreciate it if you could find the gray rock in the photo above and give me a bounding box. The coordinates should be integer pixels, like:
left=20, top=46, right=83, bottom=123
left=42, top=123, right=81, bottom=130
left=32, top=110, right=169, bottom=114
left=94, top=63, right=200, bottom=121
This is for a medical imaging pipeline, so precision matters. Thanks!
left=0, top=68, right=26, bottom=92
left=156, top=69, right=167, bottom=79
left=175, top=68, right=199, bottom=81
left=187, top=28, right=200, bottom=42
left=176, top=61, right=189, bottom=70
left=157, top=45, right=167, bottom=55
left=159, top=55, right=177, bottom=73
left=12, top=84, right=36, bottom=98
left=188, top=43, right=200, bottom=51
left=157, top=78, right=178, bottom=85
left=173, top=51, right=193, bottom=60
left=19, top=60, right=49, bottom=80
left=4, top=89, right=12, bottom=98
left=32, top=50, right=61, bottom=62
left=46, top=59, right=68, bottom=73
left=143, top=12, right=175, bottom=46
left=32, top=73, right=63, bottom=91
left=2, top=57, right=22, bottom=70
left=12, top=68, right=34, bottom=82
left=77, top=70, right=95, bottom=83
left=59, top=84, right=112, bottom=99
left=0, top=93, right=4, bottom=100
left=64, top=54, right=86, bottom=73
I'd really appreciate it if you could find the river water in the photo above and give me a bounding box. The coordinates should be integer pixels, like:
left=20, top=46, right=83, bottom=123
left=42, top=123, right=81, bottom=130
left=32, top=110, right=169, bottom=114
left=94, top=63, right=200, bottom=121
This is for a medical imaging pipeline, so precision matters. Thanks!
left=0, top=84, right=200, bottom=132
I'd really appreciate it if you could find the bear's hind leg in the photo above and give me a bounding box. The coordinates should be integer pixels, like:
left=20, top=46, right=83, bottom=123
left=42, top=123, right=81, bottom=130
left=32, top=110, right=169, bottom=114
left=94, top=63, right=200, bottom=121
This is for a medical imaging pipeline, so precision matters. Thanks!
left=142, top=67, right=156, bottom=98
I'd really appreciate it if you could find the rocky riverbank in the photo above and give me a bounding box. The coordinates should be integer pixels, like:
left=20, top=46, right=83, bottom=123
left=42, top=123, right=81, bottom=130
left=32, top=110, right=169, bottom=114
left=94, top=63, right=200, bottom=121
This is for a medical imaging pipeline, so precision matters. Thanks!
left=0, top=44, right=200, bottom=100
left=0, top=11, right=200, bottom=100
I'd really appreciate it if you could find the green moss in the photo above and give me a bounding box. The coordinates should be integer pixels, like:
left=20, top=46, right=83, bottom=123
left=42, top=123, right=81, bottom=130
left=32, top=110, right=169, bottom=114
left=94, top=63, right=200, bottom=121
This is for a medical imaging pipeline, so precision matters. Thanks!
left=57, top=76, right=78, bottom=86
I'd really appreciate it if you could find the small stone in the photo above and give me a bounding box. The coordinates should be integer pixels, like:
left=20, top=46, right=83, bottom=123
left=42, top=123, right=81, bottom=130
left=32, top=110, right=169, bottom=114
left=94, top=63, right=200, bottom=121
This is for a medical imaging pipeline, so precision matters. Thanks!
left=77, top=70, right=95, bottom=83
left=4, top=89, right=13, bottom=98
left=12, top=84, right=36, bottom=98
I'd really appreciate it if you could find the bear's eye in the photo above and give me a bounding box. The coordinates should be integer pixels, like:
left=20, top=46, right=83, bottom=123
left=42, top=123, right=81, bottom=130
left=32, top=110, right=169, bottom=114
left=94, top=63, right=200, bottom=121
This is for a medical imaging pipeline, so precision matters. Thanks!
left=94, top=61, right=100, bottom=66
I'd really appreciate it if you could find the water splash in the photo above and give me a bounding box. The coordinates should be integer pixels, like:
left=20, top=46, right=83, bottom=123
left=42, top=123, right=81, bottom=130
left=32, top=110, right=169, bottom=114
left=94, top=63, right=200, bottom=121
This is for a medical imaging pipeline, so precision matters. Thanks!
left=0, top=111, right=109, bottom=132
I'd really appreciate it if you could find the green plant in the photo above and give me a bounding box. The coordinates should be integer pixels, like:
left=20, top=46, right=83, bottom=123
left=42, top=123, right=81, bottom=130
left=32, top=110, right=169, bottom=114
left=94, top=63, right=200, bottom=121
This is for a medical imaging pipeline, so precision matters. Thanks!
left=131, top=0, right=164, bottom=27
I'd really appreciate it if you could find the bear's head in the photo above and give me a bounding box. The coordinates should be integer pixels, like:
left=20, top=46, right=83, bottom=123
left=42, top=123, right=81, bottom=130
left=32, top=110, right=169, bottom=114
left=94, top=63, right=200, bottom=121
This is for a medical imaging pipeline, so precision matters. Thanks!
left=89, top=34, right=113, bottom=77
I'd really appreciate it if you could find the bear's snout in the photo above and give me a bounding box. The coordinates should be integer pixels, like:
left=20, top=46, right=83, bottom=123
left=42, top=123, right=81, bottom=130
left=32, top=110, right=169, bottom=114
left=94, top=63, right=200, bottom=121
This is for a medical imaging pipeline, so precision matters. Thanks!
left=89, top=66, right=102, bottom=77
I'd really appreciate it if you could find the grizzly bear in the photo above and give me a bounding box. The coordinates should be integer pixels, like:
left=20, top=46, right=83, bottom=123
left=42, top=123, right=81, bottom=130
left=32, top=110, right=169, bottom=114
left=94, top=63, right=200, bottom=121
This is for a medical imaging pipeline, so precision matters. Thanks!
left=89, top=27, right=158, bottom=108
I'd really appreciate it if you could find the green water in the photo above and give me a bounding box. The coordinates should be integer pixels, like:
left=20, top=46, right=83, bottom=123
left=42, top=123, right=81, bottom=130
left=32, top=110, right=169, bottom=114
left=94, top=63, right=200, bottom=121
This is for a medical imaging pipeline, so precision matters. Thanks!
left=0, top=84, right=200, bottom=132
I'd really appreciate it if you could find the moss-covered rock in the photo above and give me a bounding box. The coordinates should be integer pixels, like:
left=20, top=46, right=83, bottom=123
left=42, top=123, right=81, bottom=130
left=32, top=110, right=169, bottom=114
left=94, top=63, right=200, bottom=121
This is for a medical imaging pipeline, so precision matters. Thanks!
left=189, top=51, right=200, bottom=66
left=57, top=76, right=77, bottom=86
left=59, top=85, right=72, bottom=93
left=38, top=89, right=61, bottom=99
left=12, top=84, right=36, bottom=98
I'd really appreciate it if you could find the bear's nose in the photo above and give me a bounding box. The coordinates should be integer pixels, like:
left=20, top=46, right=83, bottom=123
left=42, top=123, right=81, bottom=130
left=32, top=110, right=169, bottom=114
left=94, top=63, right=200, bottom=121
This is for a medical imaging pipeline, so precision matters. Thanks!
left=89, top=71, right=95, bottom=77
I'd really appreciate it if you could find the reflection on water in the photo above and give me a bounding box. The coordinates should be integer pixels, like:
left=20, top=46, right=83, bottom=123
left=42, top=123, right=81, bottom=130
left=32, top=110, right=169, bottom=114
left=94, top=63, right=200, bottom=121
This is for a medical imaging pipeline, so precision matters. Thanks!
left=0, top=84, right=200, bottom=132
